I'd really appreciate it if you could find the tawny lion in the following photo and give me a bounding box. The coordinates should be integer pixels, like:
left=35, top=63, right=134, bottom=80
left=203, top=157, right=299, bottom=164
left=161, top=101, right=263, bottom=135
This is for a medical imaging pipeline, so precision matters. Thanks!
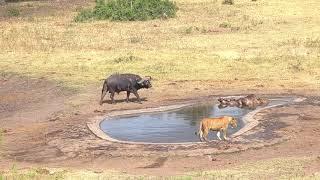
left=195, top=116, right=237, bottom=142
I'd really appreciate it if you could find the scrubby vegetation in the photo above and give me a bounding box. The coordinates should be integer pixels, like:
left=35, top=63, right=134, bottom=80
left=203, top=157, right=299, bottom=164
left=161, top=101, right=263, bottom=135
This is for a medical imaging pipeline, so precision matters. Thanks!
left=7, top=7, right=20, bottom=17
left=222, top=0, right=234, bottom=5
left=219, top=22, right=232, bottom=28
left=75, top=0, right=178, bottom=22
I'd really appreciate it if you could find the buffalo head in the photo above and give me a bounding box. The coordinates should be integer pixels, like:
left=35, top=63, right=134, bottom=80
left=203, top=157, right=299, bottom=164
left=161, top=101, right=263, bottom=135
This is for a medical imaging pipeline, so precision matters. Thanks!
left=137, top=76, right=152, bottom=88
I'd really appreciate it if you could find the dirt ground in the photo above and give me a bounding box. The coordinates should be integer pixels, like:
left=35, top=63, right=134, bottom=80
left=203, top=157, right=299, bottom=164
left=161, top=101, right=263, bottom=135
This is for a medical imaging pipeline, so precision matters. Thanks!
left=1, top=75, right=320, bottom=176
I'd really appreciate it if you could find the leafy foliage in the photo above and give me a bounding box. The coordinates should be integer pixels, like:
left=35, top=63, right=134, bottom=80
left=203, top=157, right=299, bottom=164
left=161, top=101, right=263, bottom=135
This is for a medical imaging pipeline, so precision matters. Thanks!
left=7, top=8, right=20, bottom=17
left=75, top=0, right=178, bottom=22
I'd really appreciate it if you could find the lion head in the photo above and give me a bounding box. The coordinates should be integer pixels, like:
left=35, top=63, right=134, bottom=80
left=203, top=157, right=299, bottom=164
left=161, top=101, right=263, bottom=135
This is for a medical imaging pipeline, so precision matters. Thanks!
left=229, top=117, right=238, bottom=128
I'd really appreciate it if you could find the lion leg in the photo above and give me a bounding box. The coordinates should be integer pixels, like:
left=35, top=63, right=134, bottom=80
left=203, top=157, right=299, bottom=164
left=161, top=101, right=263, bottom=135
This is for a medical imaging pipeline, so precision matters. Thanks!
left=223, top=129, right=229, bottom=141
left=216, top=131, right=222, bottom=141
left=198, top=131, right=204, bottom=142
left=203, top=129, right=209, bottom=142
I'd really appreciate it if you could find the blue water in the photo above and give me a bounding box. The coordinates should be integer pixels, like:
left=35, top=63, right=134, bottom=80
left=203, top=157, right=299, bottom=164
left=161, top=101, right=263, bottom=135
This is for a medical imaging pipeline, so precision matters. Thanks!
left=100, top=98, right=291, bottom=143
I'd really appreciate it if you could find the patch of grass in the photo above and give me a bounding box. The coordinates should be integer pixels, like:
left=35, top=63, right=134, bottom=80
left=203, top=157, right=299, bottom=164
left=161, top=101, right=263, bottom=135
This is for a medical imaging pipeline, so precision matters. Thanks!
left=219, top=22, right=232, bottom=28
left=250, top=19, right=263, bottom=27
left=278, top=37, right=320, bottom=49
left=0, top=0, right=320, bottom=90
left=113, top=55, right=143, bottom=63
left=222, top=0, right=234, bottom=5
left=184, top=26, right=209, bottom=34
left=7, top=7, right=20, bottom=17
left=129, top=36, right=143, bottom=43
left=75, top=0, right=178, bottom=22
left=231, top=26, right=240, bottom=31
left=279, top=38, right=302, bottom=47
left=74, top=9, right=95, bottom=22
left=305, top=37, right=320, bottom=48
left=185, top=26, right=193, bottom=34
left=0, top=51, right=319, bottom=89
left=0, top=168, right=149, bottom=180
left=184, top=157, right=319, bottom=179
left=289, top=59, right=304, bottom=72
left=1, top=157, right=319, bottom=179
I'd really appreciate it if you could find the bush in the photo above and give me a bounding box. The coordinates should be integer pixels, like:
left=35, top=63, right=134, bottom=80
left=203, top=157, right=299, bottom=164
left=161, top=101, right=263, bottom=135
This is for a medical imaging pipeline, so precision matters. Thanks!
left=75, top=0, right=178, bottom=22
left=7, top=8, right=20, bottom=17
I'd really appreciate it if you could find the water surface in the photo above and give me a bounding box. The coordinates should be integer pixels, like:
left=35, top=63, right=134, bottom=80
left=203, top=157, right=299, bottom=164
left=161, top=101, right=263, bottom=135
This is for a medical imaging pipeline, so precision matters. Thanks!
left=100, top=98, right=290, bottom=143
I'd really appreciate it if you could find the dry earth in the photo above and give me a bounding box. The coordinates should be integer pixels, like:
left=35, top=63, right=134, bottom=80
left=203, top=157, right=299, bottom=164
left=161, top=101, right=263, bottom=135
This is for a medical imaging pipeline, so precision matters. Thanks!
left=1, top=75, right=320, bottom=176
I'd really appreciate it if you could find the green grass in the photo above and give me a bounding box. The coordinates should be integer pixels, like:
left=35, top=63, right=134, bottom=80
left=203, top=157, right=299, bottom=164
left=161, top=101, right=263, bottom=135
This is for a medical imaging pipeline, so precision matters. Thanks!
left=219, top=22, right=232, bottom=28
left=75, top=0, right=178, bottom=22
left=7, top=7, right=20, bottom=17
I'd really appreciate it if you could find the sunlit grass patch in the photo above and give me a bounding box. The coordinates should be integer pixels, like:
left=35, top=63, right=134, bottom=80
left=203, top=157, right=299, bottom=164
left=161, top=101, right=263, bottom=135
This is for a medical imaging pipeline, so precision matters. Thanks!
left=305, top=37, right=320, bottom=48
left=185, top=157, right=320, bottom=179
left=1, top=157, right=319, bottom=179
left=0, top=50, right=319, bottom=90
left=0, top=0, right=319, bottom=91
left=0, top=167, right=148, bottom=180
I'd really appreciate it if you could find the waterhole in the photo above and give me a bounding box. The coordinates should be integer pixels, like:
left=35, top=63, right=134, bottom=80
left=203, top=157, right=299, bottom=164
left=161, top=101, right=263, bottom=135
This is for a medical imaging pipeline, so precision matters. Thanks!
left=100, top=97, right=294, bottom=143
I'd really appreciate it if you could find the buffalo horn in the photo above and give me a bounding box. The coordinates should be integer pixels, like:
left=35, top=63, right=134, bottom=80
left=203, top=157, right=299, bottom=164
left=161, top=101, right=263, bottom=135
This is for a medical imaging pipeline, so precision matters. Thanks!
left=145, top=76, right=152, bottom=80
left=138, top=79, right=144, bottom=84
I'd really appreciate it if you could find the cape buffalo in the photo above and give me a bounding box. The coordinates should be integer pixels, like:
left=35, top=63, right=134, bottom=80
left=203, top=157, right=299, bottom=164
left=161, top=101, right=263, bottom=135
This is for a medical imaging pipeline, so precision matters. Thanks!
left=99, top=73, right=152, bottom=105
left=218, top=95, right=269, bottom=109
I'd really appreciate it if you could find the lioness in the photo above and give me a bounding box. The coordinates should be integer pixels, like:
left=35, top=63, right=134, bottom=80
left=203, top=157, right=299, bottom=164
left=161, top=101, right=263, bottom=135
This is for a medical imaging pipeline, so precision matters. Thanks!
left=195, top=116, right=237, bottom=142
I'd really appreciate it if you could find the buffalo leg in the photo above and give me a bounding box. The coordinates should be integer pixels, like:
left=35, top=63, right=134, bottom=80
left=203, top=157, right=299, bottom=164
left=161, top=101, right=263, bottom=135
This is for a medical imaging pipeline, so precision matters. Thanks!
left=126, top=91, right=130, bottom=103
left=99, top=82, right=108, bottom=105
left=132, top=90, right=141, bottom=103
left=110, top=92, right=115, bottom=104
left=100, top=90, right=107, bottom=105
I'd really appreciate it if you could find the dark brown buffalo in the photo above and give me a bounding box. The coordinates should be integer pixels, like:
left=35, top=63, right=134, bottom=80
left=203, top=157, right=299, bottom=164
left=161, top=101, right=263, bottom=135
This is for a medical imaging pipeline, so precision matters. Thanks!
left=100, top=73, right=152, bottom=105
left=237, top=94, right=259, bottom=109
left=228, top=98, right=240, bottom=107
left=218, top=95, right=269, bottom=109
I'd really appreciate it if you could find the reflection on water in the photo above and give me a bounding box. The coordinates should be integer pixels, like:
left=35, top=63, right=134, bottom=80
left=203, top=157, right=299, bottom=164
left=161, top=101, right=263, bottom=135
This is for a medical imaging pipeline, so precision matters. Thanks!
left=100, top=98, right=291, bottom=143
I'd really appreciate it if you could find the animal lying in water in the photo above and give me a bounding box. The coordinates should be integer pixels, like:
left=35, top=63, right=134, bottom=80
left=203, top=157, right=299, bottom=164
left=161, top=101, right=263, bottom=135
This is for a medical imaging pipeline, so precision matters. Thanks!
left=237, top=94, right=269, bottom=109
left=218, top=94, right=269, bottom=109
left=100, top=73, right=152, bottom=105
left=195, top=116, right=237, bottom=142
